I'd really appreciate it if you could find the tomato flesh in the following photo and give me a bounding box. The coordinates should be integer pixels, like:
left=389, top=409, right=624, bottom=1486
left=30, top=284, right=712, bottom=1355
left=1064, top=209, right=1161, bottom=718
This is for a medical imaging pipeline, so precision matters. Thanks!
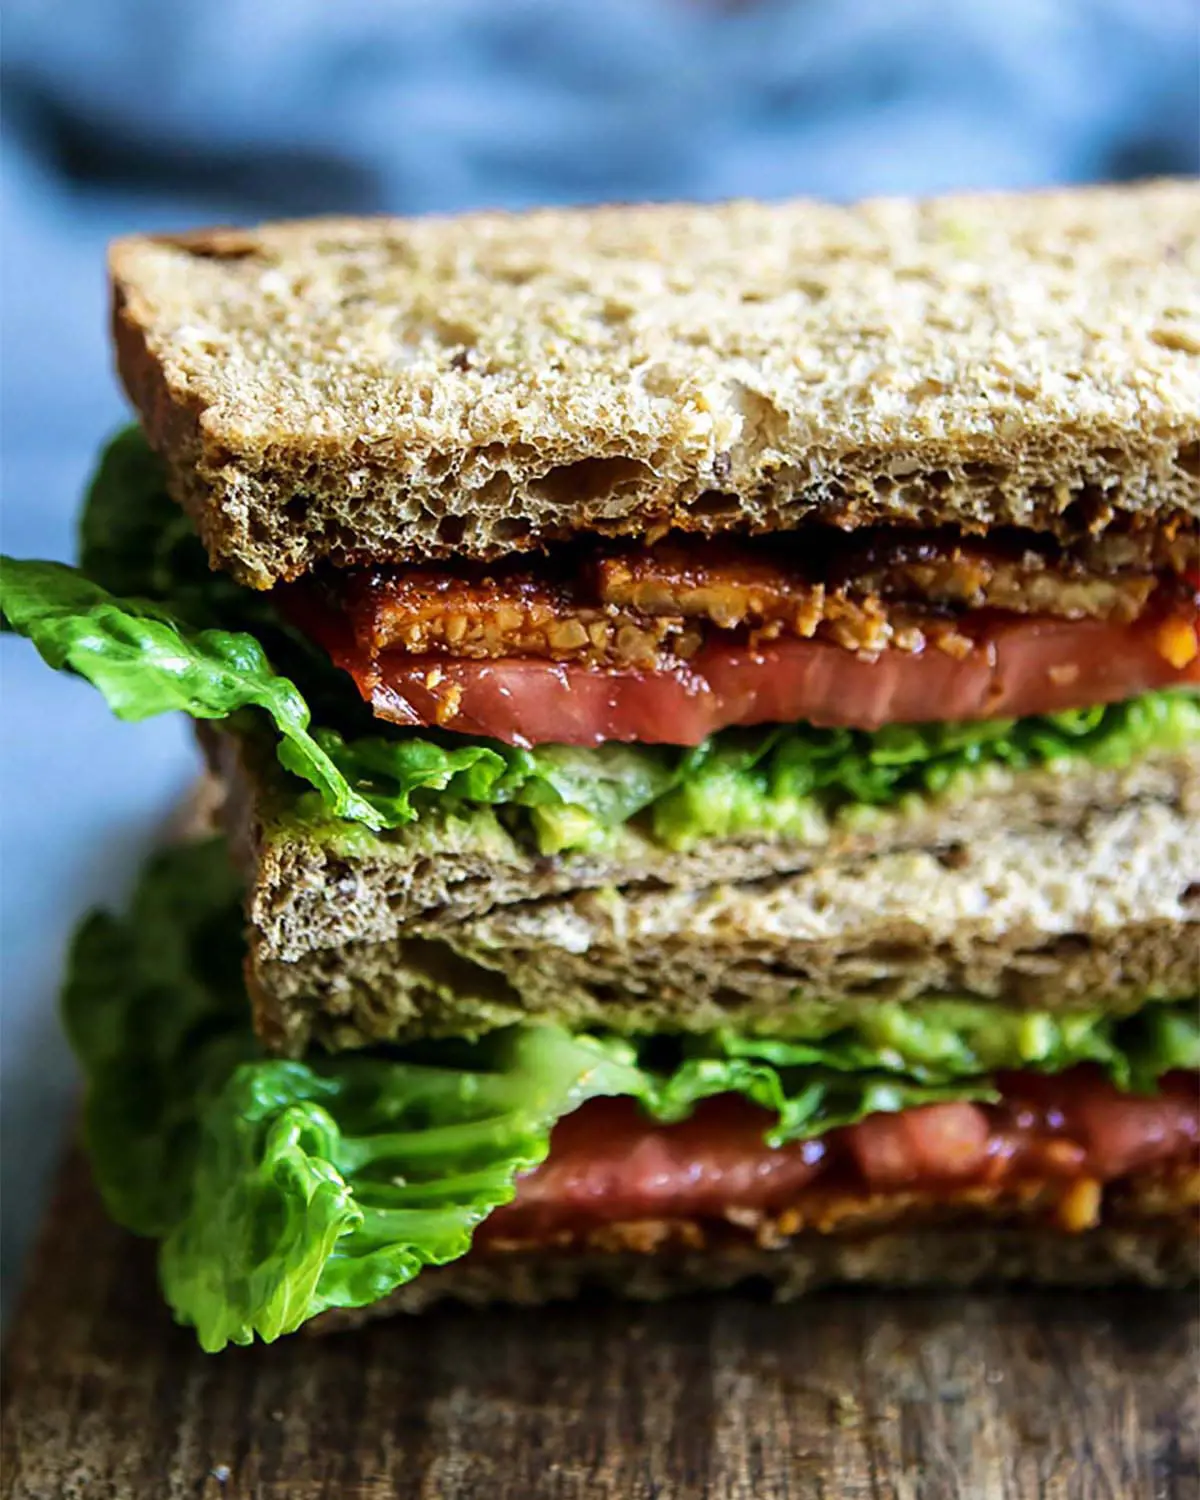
left=328, top=612, right=1199, bottom=747
left=479, top=1070, right=1199, bottom=1242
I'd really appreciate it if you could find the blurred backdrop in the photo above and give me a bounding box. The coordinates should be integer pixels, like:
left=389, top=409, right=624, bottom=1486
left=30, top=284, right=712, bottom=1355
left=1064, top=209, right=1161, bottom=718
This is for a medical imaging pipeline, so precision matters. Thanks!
left=1, top=0, right=1197, bottom=1317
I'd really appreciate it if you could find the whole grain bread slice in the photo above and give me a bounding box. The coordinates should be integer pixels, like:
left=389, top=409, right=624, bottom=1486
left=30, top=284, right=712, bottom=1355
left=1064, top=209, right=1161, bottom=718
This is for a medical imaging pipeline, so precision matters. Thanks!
left=111, top=182, right=1200, bottom=588
left=212, top=730, right=1200, bottom=966
left=249, top=796, right=1200, bottom=1054
left=204, top=728, right=1200, bottom=1053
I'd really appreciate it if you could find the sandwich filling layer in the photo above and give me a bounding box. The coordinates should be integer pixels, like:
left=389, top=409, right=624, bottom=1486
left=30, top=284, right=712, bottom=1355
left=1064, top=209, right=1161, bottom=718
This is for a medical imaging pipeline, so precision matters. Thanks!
left=281, top=529, right=1199, bottom=745
left=306, top=526, right=1194, bottom=665
left=64, top=838, right=1199, bottom=1351
left=287, top=602, right=1199, bottom=748
left=3, top=430, right=1196, bottom=853
left=480, top=1081, right=1199, bottom=1247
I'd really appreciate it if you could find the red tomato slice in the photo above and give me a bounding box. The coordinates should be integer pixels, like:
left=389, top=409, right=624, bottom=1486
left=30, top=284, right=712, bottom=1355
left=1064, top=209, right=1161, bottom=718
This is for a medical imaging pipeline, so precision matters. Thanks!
left=479, top=1071, right=1198, bottom=1242
left=331, top=613, right=1199, bottom=747
left=483, top=1096, right=826, bottom=1240
left=995, top=1068, right=1200, bottom=1181
left=847, top=1101, right=991, bottom=1189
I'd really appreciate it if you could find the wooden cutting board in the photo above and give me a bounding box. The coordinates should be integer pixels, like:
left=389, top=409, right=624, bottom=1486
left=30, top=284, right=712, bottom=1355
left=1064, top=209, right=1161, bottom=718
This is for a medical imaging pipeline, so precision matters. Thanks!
left=2, top=1150, right=1197, bottom=1500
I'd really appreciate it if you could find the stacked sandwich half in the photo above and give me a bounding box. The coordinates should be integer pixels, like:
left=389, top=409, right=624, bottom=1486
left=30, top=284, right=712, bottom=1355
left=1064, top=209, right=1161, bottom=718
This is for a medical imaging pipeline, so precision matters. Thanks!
left=3, top=182, right=1198, bottom=1351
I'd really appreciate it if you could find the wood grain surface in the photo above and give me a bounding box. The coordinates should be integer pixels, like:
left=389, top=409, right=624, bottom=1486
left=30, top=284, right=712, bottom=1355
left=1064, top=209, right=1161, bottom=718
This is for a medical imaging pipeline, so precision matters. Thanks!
left=3, top=1150, right=1198, bottom=1500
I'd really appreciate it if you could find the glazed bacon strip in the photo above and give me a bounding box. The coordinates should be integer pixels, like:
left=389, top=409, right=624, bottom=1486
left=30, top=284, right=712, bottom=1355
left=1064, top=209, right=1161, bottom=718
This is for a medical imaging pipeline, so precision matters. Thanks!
left=314, top=527, right=1186, bottom=671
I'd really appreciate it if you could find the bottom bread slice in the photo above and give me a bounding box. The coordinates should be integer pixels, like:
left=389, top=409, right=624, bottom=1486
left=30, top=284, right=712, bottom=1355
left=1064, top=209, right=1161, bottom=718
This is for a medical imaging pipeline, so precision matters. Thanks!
left=314, top=1220, right=1198, bottom=1329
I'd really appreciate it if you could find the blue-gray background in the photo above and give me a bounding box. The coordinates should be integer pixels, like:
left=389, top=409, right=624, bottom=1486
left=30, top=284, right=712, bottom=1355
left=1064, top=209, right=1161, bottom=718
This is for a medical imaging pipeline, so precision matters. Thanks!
left=1, top=0, right=1197, bottom=1320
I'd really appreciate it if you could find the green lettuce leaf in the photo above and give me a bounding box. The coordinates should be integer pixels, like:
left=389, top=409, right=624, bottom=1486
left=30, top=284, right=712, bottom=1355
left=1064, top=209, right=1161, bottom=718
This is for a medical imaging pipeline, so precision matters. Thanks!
left=77, top=423, right=208, bottom=606
left=289, top=728, right=680, bottom=853
left=302, top=687, right=1200, bottom=853
left=77, top=426, right=351, bottom=707
left=5, top=427, right=1199, bottom=854
left=0, top=558, right=383, bottom=828
left=67, top=838, right=1199, bottom=1350
left=643, top=690, right=1200, bottom=849
left=160, top=1028, right=643, bottom=1349
left=61, top=838, right=253, bottom=1235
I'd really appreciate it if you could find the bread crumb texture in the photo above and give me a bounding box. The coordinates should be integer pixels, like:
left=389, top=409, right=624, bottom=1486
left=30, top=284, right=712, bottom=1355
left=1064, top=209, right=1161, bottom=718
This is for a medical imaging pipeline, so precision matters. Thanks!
left=110, top=182, right=1200, bottom=586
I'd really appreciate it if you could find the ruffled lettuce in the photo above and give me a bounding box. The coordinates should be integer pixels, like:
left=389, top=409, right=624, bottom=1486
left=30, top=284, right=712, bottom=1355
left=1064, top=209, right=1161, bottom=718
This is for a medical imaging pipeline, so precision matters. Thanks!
left=4, top=427, right=1198, bottom=855
left=1, top=559, right=384, bottom=827
left=66, top=838, right=1200, bottom=1350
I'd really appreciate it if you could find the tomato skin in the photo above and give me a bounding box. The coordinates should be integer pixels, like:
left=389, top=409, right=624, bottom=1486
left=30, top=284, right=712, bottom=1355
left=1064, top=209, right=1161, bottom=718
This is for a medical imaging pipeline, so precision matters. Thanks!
left=347, top=613, right=1200, bottom=747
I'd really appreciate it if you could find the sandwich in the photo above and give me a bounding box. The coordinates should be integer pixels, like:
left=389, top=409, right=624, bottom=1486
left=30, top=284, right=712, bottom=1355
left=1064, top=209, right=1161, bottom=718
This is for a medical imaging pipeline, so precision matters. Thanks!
left=2, top=181, right=1198, bottom=1352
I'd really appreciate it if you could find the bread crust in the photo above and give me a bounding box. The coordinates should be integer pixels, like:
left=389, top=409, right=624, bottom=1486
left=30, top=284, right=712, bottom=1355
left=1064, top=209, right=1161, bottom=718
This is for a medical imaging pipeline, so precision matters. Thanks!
left=312, top=1221, right=1199, bottom=1328
left=110, top=183, right=1200, bottom=588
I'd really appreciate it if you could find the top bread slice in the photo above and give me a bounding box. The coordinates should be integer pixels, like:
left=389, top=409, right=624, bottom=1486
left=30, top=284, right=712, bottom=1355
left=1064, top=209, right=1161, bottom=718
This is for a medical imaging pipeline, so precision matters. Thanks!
left=110, top=182, right=1200, bottom=589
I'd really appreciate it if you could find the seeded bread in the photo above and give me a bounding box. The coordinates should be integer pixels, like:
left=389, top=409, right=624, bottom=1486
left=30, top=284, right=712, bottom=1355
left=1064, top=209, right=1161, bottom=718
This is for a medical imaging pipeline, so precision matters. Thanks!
left=111, top=182, right=1200, bottom=589
left=203, top=730, right=1200, bottom=1053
